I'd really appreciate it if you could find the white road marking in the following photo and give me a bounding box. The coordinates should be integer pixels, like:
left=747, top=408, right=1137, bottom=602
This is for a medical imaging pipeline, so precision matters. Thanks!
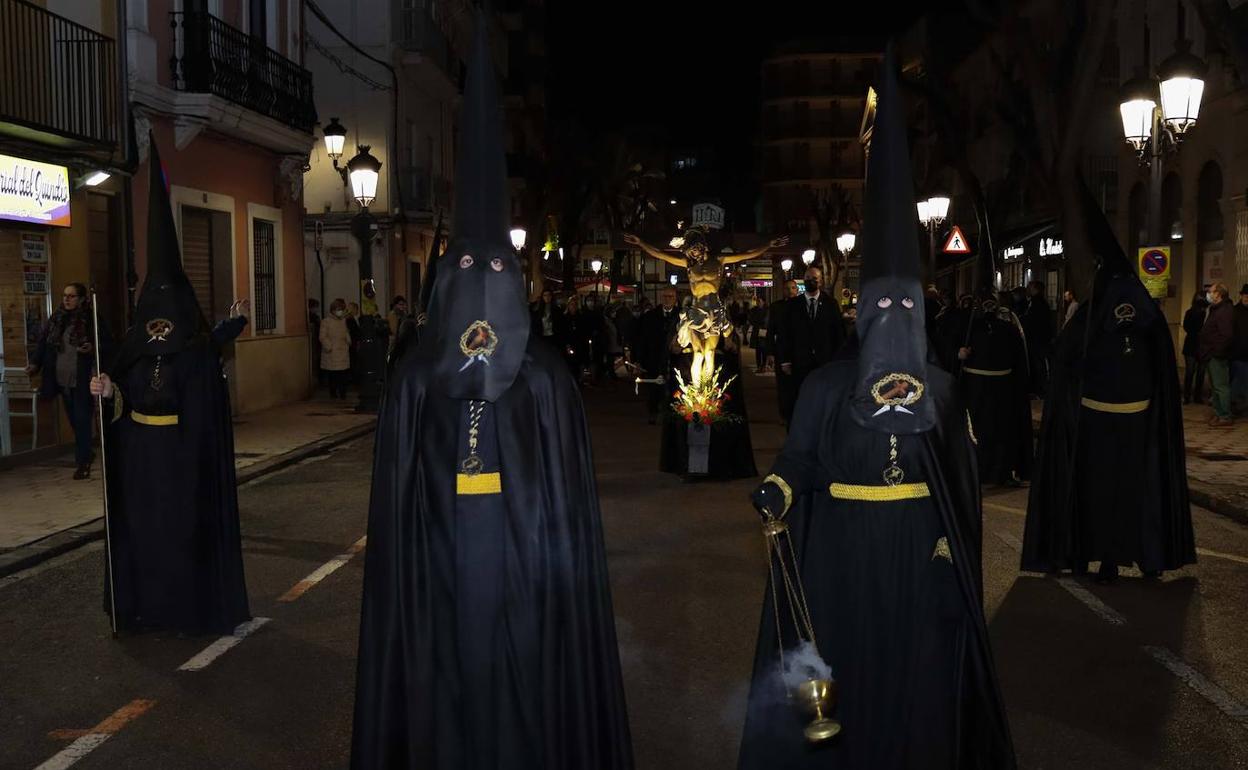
left=177, top=617, right=271, bottom=672
left=277, top=536, right=367, bottom=602
left=34, top=734, right=111, bottom=770
left=1143, top=646, right=1248, bottom=728
left=35, top=699, right=155, bottom=770
left=994, top=530, right=1127, bottom=626
left=1197, top=547, right=1248, bottom=566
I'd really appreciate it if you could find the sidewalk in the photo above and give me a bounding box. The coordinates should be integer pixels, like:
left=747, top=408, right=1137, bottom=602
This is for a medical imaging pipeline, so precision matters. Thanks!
left=0, top=396, right=375, bottom=567
left=1031, top=399, right=1248, bottom=523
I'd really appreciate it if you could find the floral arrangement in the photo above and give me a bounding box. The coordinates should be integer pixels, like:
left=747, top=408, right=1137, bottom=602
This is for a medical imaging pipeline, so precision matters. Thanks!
left=671, top=367, right=740, bottom=425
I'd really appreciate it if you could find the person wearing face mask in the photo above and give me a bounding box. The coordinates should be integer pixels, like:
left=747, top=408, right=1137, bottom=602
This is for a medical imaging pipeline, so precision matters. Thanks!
left=1023, top=184, right=1194, bottom=584
left=320, top=299, right=352, bottom=399
left=769, top=278, right=800, bottom=425
left=1200, top=283, right=1235, bottom=427
left=774, top=264, right=846, bottom=429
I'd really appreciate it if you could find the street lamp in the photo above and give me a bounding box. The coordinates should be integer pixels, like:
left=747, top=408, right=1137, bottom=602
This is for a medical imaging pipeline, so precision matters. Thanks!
left=510, top=227, right=527, bottom=251
left=917, top=195, right=948, bottom=284
left=669, top=273, right=678, bottom=286
left=780, top=257, right=793, bottom=278
left=801, top=248, right=816, bottom=266
left=322, top=117, right=347, bottom=162
left=591, top=258, right=603, bottom=300
left=1119, top=27, right=1205, bottom=246
left=346, top=145, right=382, bottom=209
left=836, top=231, right=856, bottom=257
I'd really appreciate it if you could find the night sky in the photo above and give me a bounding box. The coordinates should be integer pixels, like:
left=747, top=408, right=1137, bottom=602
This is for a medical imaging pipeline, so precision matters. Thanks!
left=545, top=0, right=931, bottom=222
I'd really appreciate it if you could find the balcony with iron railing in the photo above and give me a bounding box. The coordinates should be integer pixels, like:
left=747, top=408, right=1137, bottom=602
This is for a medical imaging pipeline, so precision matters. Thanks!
left=402, top=167, right=453, bottom=213
left=0, top=0, right=118, bottom=148
left=397, top=4, right=463, bottom=84
left=170, top=12, right=316, bottom=134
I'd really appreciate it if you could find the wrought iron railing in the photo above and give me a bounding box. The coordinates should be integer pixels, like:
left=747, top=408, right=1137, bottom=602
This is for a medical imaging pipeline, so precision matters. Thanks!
left=0, top=0, right=117, bottom=146
left=397, top=4, right=463, bottom=83
left=170, top=11, right=316, bottom=133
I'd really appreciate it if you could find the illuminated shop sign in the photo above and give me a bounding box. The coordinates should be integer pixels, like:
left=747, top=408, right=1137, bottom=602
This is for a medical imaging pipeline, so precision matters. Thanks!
left=1002, top=245, right=1025, bottom=261
left=0, top=153, right=71, bottom=227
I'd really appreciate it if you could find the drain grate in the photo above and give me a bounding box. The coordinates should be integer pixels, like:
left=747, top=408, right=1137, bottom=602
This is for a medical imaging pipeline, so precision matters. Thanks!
left=1197, top=453, right=1248, bottom=462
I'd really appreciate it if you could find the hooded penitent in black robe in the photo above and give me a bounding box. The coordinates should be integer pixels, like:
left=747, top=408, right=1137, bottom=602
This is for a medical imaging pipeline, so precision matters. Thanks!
left=961, top=300, right=1033, bottom=485
left=1022, top=188, right=1194, bottom=575
left=102, top=135, right=250, bottom=635
left=350, top=18, right=633, bottom=769
left=740, top=46, right=1014, bottom=770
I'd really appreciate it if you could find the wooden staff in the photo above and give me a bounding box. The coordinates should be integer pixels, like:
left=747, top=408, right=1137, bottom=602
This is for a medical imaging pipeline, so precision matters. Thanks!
left=90, top=287, right=119, bottom=636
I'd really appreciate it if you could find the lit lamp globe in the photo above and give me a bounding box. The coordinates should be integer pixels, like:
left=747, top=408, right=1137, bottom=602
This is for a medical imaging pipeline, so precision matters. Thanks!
left=780, top=258, right=793, bottom=273
left=801, top=248, right=817, bottom=266
left=323, top=117, right=347, bottom=161
left=591, top=258, right=603, bottom=274
left=668, top=274, right=678, bottom=286
left=916, top=199, right=932, bottom=225
left=836, top=231, right=856, bottom=255
left=1119, top=72, right=1159, bottom=152
left=347, top=145, right=382, bottom=209
left=510, top=227, right=527, bottom=251
left=1158, top=40, right=1206, bottom=137
left=926, top=196, right=950, bottom=223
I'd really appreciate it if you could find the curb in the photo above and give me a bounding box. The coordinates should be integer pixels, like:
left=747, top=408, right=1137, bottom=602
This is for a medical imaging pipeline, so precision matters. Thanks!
left=0, top=421, right=377, bottom=579
left=1030, top=416, right=1248, bottom=526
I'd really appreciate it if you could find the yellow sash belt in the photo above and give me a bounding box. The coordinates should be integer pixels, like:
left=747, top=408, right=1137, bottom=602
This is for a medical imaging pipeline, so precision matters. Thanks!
left=829, top=482, right=931, bottom=501
left=963, top=367, right=1012, bottom=376
left=131, top=411, right=179, bottom=426
left=456, top=472, right=502, bottom=495
left=1080, top=397, right=1150, bottom=414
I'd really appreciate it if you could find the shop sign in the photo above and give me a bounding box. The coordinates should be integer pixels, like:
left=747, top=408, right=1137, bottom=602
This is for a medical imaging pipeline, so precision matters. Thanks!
left=1002, top=245, right=1025, bottom=261
left=1138, top=246, right=1171, bottom=299
left=22, top=264, right=49, bottom=295
left=20, top=232, right=48, bottom=263
left=1038, top=237, right=1063, bottom=257
left=739, top=279, right=774, bottom=288
left=0, top=153, right=71, bottom=227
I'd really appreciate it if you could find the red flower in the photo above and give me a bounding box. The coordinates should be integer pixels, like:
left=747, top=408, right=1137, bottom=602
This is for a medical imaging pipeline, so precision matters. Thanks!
left=673, top=390, right=682, bottom=398
left=684, top=412, right=694, bottom=422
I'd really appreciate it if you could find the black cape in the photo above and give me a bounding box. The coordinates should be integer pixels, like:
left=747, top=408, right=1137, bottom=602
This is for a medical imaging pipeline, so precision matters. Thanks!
left=739, top=361, right=1015, bottom=770
left=104, top=339, right=250, bottom=635
left=960, top=308, right=1033, bottom=484
left=1021, top=300, right=1195, bottom=572
left=350, top=340, right=633, bottom=769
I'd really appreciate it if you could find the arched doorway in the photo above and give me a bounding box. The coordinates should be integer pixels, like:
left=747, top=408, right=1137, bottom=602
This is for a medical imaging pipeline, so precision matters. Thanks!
left=1197, top=161, right=1224, bottom=290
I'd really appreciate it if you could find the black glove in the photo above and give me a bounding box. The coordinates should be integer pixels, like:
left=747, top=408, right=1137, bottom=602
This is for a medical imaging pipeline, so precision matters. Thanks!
left=751, top=480, right=787, bottom=519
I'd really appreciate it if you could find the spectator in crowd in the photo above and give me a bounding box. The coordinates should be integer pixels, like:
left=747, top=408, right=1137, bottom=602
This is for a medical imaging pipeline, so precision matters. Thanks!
left=582, top=294, right=608, bottom=382
left=635, top=287, right=681, bottom=423
left=1200, top=282, right=1235, bottom=427
left=386, top=296, right=409, bottom=345
left=530, top=289, right=561, bottom=344
left=1181, top=291, right=1209, bottom=404
left=747, top=294, right=769, bottom=371
left=1021, top=280, right=1054, bottom=395
left=1063, top=288, right=1080, bottom=327
left=769, top=278, right=800, bottom=425
left=558, top=294, right=589, bottom=382
left=320, top=298, right=353, bottom=399
left=26, top=283, right=104, bottom=479
left=776, top=265, right=846, bottom=428
left=1233, top=284, right=1248, bottom=414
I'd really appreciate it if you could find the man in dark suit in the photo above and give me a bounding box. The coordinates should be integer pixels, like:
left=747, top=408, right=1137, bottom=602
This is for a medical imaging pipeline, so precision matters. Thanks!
left=777, top=266, right=846, bottom=426
left=769, top=278, right=799, bottom=426
left=635, top=287, right=681, bottom=424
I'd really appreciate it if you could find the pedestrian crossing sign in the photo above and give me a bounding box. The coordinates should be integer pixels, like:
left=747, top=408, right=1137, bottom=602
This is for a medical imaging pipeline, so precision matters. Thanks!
left=942, top=226, right=971, bottom=255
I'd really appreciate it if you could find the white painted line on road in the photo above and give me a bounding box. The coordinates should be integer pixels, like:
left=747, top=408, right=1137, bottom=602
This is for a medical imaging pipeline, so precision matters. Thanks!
left=1197, top=547, right=1248, bottom=566
left=35, top=699, right=155, bottom=770
left=277, top=536, right=367, bottom=602
left=1143, top=646, right=1248, bottom=729
left=994, top=530, right=1127, bottom=626
left=177, top=617, right=271, bottom=672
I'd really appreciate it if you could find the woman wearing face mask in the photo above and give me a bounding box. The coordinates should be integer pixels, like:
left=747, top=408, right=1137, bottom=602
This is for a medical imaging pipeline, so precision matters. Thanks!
left=320, top=299, right=352, bottom=399
left=1181, top=291, right=1209, bottom=404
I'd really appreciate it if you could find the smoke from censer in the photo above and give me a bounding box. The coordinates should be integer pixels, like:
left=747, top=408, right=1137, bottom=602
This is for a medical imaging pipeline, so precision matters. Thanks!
left=778, top=641, right=833, bottom=692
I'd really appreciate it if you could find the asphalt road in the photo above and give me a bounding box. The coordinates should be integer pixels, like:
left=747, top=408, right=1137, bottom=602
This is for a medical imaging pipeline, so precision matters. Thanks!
left=2, top=368, right=1248, bottom=769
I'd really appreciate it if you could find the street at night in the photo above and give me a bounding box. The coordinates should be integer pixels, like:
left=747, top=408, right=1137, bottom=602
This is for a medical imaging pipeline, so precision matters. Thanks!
left=3, top=373, right=1248, bottom=769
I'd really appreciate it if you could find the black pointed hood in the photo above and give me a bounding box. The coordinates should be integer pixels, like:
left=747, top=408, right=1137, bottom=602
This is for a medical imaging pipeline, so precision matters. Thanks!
left=112, top=134, right=209, bottom=373
left=849, top=44, right=936, bottom=434
left=1079, top=177, right=1161, bottom=337
left=424, top=14, right=528, bottom=402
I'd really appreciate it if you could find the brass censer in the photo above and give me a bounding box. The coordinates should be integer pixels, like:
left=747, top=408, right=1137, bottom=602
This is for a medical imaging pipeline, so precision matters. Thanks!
left=760, top=510, right=841, bottom=743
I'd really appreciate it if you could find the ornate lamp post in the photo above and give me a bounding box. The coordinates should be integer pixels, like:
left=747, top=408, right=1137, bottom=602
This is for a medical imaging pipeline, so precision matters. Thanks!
left=916, top=195, right=949, bottom=285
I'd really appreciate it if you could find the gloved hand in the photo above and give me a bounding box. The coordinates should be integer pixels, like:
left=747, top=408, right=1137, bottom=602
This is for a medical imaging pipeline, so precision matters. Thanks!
left=751, top=480, right=787, bottom=520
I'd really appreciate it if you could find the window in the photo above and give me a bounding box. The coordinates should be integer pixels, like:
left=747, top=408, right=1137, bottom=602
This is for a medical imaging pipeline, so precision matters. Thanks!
left=253, top=219, right=277, bottom=332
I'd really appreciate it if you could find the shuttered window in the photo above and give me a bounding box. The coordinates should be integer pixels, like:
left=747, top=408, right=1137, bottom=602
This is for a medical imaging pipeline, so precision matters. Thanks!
left=253, top=219, right=277, bottom=332
left=181, top=207, right=214, bottom=319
